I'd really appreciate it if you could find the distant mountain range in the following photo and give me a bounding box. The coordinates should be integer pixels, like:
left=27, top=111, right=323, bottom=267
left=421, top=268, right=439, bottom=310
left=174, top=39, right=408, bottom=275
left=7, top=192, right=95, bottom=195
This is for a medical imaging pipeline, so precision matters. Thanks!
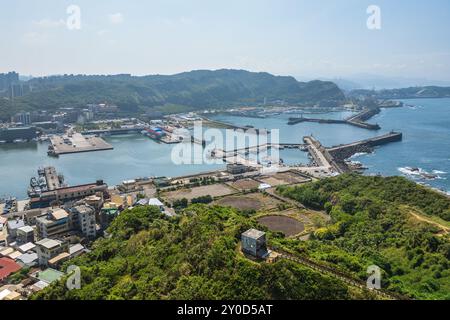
left=349, top=86, right=450, bottom=99
left=0, top=69, right=345, bottom=121
left=320, top=74, right=450, bottom=91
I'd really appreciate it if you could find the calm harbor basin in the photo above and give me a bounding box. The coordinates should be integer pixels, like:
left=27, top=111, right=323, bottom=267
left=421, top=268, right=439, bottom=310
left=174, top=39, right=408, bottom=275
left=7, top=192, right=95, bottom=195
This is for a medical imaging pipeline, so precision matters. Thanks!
left=1, top=98, right=449, bottom=199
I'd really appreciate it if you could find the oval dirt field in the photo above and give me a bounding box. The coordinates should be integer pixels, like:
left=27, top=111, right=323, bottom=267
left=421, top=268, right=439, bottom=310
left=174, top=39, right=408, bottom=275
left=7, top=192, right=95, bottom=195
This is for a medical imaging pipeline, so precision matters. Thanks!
left=216, top=196, right=262, bottom=211
left=257, top=215, right=304, bottom=236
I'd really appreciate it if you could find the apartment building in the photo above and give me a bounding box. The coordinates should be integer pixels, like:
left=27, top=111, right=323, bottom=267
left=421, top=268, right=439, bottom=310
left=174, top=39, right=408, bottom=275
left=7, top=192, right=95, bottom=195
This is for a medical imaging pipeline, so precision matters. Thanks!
left=35, top=238, right=68, bottom=267
left=35, top=209, right=69, bottom=239
left=69, top=204, right=96, bottom=239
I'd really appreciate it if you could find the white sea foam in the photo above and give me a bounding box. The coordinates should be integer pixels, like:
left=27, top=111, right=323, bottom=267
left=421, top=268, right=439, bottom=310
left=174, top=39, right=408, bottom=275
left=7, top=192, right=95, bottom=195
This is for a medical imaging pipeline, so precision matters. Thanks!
left=398, top=167, right=442, bottom=180
left=398, top=167, right=422, bottom=176
left=349, top=152, right=368, bottom=159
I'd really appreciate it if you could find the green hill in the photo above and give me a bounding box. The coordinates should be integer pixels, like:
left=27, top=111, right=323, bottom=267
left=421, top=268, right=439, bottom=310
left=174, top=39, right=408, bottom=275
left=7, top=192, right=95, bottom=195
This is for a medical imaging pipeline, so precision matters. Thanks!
left=0, top=69, right=344, bottom=121
left=33, top=174, right=450, bottom=300
left=33, top=205, right=354, bottom=300
left=276, top=174, right=450, bottom=299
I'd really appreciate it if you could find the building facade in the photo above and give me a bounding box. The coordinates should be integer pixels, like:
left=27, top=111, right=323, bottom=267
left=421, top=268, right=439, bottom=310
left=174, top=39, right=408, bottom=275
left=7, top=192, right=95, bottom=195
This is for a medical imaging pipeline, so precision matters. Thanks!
left=35, top=209, right=70, bottom=239
left=35, top=238, right=68, bottom=267
left=241, top=229, right=268, bottom=258
left=16, top=226, right=34, bottom=245
left=69, top=204, right=97, bottom=239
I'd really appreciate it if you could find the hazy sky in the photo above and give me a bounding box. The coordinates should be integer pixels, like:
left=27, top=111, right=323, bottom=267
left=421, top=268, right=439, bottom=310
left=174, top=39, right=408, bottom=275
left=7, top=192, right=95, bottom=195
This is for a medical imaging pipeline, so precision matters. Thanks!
left=1, top=0, right=450, bottom=81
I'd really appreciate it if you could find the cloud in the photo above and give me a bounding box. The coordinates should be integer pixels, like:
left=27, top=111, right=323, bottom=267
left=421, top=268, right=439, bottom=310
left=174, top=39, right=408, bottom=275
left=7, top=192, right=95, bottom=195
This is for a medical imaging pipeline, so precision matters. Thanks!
left=22, top=32, right=49, bottom=45
left=108, top=13, right=124, bottom=25
left=33, top=18, right=66, bottom=28
left=97, top=29, right=109, bottom=37
left=158, top=16, right=194, bottom=27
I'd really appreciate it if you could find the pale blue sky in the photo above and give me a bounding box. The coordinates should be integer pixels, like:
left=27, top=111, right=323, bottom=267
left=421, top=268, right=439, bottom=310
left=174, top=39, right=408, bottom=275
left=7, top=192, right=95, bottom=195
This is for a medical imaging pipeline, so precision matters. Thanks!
left=1, top=0, right=449, bottom=81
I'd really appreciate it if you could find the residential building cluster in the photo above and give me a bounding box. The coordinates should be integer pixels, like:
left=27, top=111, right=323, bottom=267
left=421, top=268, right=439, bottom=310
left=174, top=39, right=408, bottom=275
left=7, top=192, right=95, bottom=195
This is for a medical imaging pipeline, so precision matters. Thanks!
left=0, top=165, right=174, bottom=300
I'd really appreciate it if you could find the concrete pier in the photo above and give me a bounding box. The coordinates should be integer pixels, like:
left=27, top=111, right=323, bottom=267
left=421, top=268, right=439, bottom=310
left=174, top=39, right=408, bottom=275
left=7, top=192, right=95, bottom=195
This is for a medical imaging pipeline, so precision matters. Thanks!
left=217, top=143, right=307, bottom=156
left=44, top=167, right=62, bottom=190
left=48, top=133, right=113, bottom=156
left=327, top=131, right=403, bottom=154
left=288, top=107, right=381, bottom=130
left=201, top=117, right=270, bottom=134
left=327, top=131, right=403, bottom=171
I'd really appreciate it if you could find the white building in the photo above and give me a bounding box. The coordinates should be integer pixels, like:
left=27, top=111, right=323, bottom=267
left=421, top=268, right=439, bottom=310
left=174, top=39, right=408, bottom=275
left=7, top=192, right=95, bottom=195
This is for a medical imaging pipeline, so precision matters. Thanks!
left=35, top=238, right=68, bottom=267
left=70, top=205, right=96, bottom=239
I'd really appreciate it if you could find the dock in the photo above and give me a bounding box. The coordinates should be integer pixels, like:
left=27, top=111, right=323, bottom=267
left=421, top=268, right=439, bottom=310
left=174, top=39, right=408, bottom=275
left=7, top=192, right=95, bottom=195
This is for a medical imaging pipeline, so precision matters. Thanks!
left=303, top=136, right=336, bottom=171
left=288, top=107, right=381, bottom=130
left=200, top=116, right=270, bottom=134
left=48, top=133, right=113, bottom=156
left=81, top=126, right=146, bottom=136
left=215, top=143, right=306, bottom=156
left=44, top=167, right=62, bottom=190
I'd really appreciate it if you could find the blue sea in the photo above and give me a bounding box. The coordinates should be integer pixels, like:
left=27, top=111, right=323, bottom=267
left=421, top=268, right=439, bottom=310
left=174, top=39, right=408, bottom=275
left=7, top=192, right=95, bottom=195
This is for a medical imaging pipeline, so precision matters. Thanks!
left=211, top=98, right=450, bottom=195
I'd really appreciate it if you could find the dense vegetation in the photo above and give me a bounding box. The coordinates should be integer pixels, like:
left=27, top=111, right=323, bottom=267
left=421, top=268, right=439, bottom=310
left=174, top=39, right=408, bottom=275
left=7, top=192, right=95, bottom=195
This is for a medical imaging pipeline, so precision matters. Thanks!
left=33, top=174, right=449, bottom=300
left=0, top=69, right=344, bottom=121
left=277, top=174, right=450, bottom=299
left=33, top=205, right=354, bottom=300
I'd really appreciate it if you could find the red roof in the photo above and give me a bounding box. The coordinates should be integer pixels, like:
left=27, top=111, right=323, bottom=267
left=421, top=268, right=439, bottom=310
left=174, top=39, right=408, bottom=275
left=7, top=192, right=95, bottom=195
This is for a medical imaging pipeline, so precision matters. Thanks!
left=0, top=257, right=22, bottom=281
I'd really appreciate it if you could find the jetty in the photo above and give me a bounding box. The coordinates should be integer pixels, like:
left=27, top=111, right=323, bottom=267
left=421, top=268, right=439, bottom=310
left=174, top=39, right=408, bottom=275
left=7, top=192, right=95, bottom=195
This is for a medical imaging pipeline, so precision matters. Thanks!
left=300, top=131, right=403, bottom=174
left=288, top=107, right=381, bottom=130
left=200, top=116, right=270, bottom=134
left=215, top=143, right=306, bottom=156
left=327, top=131, right=403, bottom=172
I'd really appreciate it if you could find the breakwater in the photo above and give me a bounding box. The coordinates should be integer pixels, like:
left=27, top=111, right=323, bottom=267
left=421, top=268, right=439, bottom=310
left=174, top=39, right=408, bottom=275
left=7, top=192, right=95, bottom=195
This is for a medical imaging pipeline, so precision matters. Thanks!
left=328, top=131, right=403, bottom=165
left=288, top=107, right=381, bottom=130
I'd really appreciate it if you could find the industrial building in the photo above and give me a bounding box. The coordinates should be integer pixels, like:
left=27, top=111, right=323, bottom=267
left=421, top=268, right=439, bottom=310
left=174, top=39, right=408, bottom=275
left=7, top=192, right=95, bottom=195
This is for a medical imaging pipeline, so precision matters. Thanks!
left=29, top=180, right=108, bottom=209
left=227, top=163, right=248, bottom=174
left=0, top=127, right=37, bottom=143
left=11, top=112, right=31, bottom=125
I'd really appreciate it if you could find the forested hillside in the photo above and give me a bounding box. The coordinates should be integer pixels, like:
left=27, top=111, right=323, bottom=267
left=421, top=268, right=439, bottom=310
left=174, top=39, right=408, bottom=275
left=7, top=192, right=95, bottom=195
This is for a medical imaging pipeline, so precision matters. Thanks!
left=276, top=174, right=450, bottom=299
left=33, top=175, right=449, bottom=300
left=33, top=205, right=354, bottom=300
left=0, top=69, right=344, bottom=121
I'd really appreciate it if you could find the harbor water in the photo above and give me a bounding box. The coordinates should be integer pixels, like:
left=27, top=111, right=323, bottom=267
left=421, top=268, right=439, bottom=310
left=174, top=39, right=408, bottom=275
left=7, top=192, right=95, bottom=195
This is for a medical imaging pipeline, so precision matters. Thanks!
left=0, top=98, right=449, bottom=199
